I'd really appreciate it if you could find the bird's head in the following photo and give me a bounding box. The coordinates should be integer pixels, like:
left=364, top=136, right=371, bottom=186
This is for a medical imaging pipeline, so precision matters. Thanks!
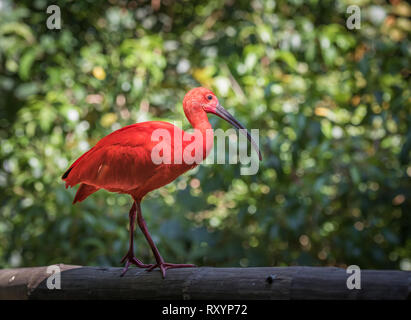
left=183, top=87, right=262, bottom=161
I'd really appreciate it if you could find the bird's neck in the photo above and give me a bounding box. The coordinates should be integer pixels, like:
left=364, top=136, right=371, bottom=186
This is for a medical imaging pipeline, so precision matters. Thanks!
left=190, top=119, right=214, bottom=161
left=193, top=119, right=212, bottom=131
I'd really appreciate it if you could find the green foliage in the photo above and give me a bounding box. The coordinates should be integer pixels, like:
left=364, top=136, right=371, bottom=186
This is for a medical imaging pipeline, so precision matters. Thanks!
left=0, top=0, right=410, bottom=270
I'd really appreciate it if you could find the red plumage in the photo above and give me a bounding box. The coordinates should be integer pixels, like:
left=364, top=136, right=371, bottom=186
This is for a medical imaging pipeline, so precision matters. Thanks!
left=63, top=121, right=198, bottom=202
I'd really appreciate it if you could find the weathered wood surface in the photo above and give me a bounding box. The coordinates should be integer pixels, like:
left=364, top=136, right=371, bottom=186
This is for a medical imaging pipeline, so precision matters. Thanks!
left=0, top=264, right=409, bottom=300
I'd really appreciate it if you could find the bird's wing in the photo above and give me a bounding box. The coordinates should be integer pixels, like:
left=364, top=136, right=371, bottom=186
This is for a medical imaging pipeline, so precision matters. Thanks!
left=63, top=122, right=174, bottom=191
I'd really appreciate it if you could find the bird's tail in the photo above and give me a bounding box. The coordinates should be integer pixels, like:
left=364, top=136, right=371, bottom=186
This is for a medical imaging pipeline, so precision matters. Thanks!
left=73, top=183, right=99, bottom=204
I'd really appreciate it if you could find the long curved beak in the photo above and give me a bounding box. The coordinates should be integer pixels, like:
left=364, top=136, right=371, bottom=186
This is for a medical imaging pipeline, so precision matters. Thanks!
left=207, top=104, right=262, bottom=161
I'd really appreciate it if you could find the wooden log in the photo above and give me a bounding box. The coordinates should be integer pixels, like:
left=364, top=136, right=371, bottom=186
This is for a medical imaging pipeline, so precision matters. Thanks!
left=0, top=264, right=409, bottom=300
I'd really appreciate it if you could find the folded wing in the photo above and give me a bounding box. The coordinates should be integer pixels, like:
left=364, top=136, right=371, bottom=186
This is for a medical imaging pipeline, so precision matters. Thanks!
left=62, top=122, right=169, bottom=194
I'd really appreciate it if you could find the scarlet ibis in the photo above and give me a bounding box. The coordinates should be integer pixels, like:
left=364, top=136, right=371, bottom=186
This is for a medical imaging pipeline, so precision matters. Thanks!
left=62, top=87, right=261, bottom=278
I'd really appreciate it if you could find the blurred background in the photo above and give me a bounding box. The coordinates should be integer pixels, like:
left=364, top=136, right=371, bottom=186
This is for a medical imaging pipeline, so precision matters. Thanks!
left=0, top=0, right=410, bottom=271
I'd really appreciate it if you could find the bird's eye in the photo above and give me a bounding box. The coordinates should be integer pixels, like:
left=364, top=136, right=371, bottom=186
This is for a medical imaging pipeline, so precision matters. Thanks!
left=207, top=95, right=213, bottom=100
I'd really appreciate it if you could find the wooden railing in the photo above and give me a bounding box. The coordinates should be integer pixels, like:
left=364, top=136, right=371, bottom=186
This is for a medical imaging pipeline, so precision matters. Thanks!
left=0, top=264, right=409, bottom=299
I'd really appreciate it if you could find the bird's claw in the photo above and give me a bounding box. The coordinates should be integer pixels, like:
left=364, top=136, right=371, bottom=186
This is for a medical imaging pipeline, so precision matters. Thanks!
left=120, top=253, right=153, bottom=277
left=146, top=262, right=196, bottom=278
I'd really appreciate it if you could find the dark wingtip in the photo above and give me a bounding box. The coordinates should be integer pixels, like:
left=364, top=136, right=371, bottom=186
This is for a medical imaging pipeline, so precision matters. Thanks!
left=258, top=151, right=262, bottom=161
left=62, top=167, right=73, bottom=180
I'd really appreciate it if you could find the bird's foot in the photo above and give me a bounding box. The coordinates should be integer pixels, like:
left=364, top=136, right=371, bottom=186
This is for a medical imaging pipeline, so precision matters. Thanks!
left=146, top=262, right=196, bottom=278
left=120, top=252, right=153, bottom=277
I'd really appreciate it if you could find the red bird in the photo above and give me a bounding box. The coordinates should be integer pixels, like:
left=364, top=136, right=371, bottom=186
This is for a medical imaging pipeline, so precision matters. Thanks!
left=62, top=87, right=261, bottom=278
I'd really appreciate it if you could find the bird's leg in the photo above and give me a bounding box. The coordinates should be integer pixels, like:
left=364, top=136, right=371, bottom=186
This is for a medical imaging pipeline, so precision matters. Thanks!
left=136, top=201, right=196, bottom=278
left=120, top=201, right=153, bottom=276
